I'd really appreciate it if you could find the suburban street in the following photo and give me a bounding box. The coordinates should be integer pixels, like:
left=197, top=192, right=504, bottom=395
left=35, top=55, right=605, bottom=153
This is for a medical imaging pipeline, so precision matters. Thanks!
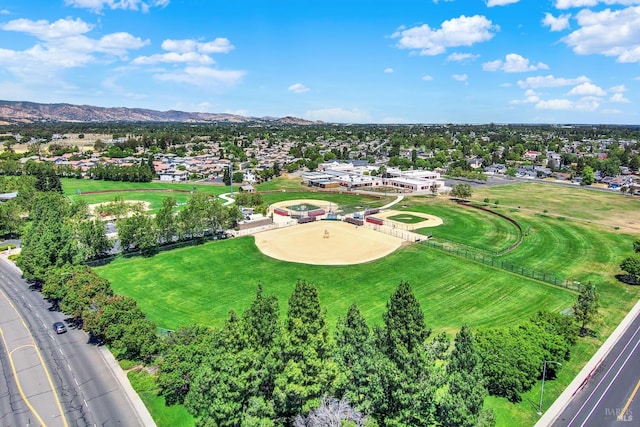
left=0, top=258, right=151, bottom=427
left=550, top=308, right=640, bottom=427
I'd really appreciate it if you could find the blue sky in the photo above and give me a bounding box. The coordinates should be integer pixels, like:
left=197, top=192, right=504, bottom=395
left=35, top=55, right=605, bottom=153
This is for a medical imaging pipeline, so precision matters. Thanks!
left=0, top=0, right=639, bottom=124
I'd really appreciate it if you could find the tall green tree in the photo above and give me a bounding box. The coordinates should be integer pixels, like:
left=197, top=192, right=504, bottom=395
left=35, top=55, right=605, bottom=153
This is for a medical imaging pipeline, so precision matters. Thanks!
left=334, top=303, right=381, bottom=416
left=157, top=324, right=217, bottom=406
left=572, top=282, right=599, bottom=336
left=185, top=311, right=258, bottom=427
left=581, top=166, right=595, bottom=186
left=373, top=281, right=435, bottom=425
left=451, top=183, right=472, bottom=199
left=117, top=212, right=158, bottom=254
left=77, top=219, right=113, bottom=260
left=155, top=196, right=177, bottom=244
left=621, top=254, right=640, bottom=284
left=437, top=325, right=488, bottom=427
left=18, top=192, right=82, bottom=283
left=243, top=286, right=283, bottom=408
left=273, top=280, right=337, bottom=422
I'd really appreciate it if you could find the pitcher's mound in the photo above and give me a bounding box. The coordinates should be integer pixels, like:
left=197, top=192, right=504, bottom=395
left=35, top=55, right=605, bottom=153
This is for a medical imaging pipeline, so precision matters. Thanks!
left=255, top=221, right=403, bottom=265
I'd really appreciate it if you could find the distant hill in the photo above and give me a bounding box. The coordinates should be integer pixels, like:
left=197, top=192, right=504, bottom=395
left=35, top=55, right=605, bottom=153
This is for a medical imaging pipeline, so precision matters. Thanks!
left=0, top=100, right=321, bottom=125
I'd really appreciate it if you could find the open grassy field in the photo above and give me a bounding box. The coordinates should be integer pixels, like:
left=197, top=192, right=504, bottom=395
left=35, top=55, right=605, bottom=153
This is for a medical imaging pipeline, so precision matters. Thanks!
left=398, top=199, right=522, bottom=254
left=473, top=182, right=640, bottom=231
left=99, top=235, right=575, bottom=333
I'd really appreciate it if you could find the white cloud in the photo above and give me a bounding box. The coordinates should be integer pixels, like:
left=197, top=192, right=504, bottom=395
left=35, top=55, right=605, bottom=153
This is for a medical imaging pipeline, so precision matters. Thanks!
left=510, top=89, right=541, bottom=105
left=1, top=9, right=11, bottom=15
left=0, top=17, right=148, bottom=79
left=384, top=67, right=394, bottom=73
left=483, top=53, right=549, bottom=72
left=154, top=66, right=245, bottom=89
left=422, top=74, right=434, bottom=81
left=197, top=38, right=234, bottom=54
left=555, top=1, right=640, bottom=9
left=517, top=74, right=590, bottom=88
left=567, top=82, right=606, bottom=96
left=304, top=108, right=371, bottom=123
left=447, top=52, right=479, bottom=62
left=608, top=84, right=626, bottom=92
left=562, top=6, right=640, bottom=63
left=452, top=73, right=468, bottom=82
left=535, top=97, right=600, bottom=111
left=134, top=38, right=234, bottom=65
left=132, top=36, right=241, bottom=90
left=161, top=38, right=233, bottom=54
left=288, top=83, right=310, bottom=93
left=1, top=17, right=93, bottom=39
left=391, top=15, right=498, bottom=55
left=64, top=0, right=169, bottom=13
left=133, top=52, right=214, bottom=65
left=542, top=13, right=571, bottom=31
left=610, top=93, right=630, bottom=102
left=487, top=0, right=520, bottom=6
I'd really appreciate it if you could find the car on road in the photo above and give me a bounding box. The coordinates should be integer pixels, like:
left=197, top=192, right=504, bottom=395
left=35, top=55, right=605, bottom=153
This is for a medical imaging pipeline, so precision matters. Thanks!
left=53, top=321, right=67, bottom=334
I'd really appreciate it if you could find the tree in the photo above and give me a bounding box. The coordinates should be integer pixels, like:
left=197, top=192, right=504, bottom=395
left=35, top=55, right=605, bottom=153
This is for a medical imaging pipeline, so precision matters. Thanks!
left=77, top=219, right=113, bottom=260
left=185, top=311, right=258, bottom=427
left=157, top=324, right=217, bottom=405
left=581, top=166, right=595, bottom=186
left=620, top=253, right=640, bottom=283
left=42, top=265, right=113, bottom=323
left=18, top=192, right=82, bottom=283
left=334, top=303, right=381, bottom=415
left=155, top=196, right=177, bottom=244
left=117, top=212, right=158, bottom=254
left=437, top=325, right=488, bottom=427
left=633, top=239, right=640, bottom=253
left=572, top=282, right=599, bottom=336
left=233, top=171, right=244, bottom=183
left=506, top=167, right=517, bottom=178
left=243, top=286, right=283, bottom=406
left=373, top=282, right=435, bottom=425
left=223, top=165, right=231, bottom=186
left=475, top=328, right=541, bottom=402
left=451, top=183, right=472, bottom=200
left=273, top=280, right=336, bottom=421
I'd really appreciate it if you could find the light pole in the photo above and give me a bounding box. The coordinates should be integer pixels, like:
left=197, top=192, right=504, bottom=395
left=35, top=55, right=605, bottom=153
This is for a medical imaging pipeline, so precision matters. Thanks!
left=538, top=360, right=562, bottom=415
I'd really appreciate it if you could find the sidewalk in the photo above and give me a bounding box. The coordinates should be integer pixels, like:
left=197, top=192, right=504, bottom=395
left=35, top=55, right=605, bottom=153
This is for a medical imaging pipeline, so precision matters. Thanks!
left=98, top=346, right=157, bottom=427
left=536, top=299, right=640, bottom=426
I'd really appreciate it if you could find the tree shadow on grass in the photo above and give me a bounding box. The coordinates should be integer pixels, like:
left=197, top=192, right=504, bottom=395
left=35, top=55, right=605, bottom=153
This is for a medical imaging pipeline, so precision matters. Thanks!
left=615, top=274, right=639, bottom=286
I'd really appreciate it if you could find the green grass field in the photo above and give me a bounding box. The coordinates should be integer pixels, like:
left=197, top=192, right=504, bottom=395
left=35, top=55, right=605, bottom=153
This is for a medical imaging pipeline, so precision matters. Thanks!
left=99, top=236, right=575, bottom=333
left=83, top=179, right=640, bottom=427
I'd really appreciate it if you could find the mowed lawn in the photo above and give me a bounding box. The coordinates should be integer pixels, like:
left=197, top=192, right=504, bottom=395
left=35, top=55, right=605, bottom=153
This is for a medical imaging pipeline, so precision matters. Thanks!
left=98, top=236, right=575, bottom=333
left=398, top=199, right=522, bottom=254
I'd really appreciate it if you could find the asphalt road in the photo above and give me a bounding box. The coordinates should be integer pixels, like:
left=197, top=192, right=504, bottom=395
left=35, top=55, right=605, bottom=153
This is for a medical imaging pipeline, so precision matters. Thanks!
left=0, top=259, right=147, bottom=427
left=551, top=309, right=640, bottom=427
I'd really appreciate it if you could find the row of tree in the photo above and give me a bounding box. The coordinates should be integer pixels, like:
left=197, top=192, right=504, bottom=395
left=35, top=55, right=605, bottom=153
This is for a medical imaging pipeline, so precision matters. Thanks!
left=154, top=279, right=596, bottom=426
left=42, top=265, right=160, bottom=360
left=157, top=281, right=495, bottom=427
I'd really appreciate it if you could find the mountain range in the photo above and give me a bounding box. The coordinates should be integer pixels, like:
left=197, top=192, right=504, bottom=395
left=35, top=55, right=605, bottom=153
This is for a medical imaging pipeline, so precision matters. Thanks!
left=0, top=100, right=321, bottom=125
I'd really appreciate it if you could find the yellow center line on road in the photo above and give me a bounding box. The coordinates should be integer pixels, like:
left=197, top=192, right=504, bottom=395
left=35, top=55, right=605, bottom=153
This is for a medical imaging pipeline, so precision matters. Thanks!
left=0, top=288, right=69, bottom=427
left=619, top=377, right=640, bottom=421
left=0, top=328, right=46, bottom=427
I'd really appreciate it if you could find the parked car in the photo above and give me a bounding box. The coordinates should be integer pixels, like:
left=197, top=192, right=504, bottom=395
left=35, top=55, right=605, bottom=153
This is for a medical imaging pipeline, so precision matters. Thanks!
left=53, top=321, right=67, bottom=334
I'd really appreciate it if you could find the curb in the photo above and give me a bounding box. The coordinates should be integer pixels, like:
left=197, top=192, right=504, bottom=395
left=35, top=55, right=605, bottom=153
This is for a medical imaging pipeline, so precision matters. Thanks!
left=536, top=298, right=640, bottom=426
left=98, top=346, right=157, bottom=427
